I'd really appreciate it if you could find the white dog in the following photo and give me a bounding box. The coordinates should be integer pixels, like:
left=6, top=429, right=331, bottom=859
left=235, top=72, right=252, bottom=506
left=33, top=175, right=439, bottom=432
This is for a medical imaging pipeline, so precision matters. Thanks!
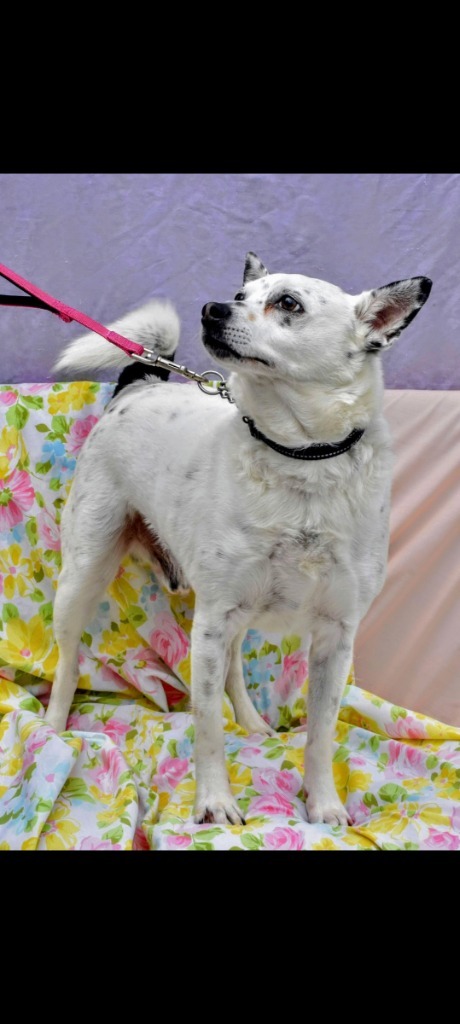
left=46, top=253, right=432, bottom=827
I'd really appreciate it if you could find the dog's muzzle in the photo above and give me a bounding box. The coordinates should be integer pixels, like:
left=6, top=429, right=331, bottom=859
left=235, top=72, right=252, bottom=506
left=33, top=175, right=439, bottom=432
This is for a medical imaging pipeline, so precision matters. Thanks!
left=201, top=302, right=232, bottom=323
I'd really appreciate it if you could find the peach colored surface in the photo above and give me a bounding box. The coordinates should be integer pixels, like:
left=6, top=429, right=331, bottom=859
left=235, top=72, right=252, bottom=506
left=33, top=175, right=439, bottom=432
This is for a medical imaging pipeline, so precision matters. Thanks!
left=355, top=390, right=460, bottom=726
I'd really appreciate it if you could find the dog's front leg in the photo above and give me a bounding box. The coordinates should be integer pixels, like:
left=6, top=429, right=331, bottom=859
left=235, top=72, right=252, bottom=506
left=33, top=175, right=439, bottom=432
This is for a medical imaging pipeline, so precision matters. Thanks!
left=192, top=608, right=245, bottom=825
left=304, top=619, right=356, bottom=827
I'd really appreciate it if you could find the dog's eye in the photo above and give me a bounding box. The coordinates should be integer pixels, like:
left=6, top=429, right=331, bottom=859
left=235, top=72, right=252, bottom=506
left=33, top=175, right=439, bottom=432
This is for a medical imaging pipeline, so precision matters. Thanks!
left=234, top=292, right=245, bottom=301
left=276, top=295, right=302, bottom=313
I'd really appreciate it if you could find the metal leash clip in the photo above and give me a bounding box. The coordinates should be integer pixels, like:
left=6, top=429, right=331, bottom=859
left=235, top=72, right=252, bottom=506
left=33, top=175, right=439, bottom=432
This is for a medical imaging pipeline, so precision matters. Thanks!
left=132, top=350, right=234, bottom=402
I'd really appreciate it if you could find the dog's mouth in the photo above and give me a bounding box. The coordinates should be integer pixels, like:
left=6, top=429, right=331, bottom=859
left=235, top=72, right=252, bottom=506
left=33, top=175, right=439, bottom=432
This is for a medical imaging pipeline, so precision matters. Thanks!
left=202, top=330, right=271, bottom=367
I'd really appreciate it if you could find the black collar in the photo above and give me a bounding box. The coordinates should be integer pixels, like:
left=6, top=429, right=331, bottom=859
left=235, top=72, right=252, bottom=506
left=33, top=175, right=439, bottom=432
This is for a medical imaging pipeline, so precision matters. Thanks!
left=242, top=416, right=365, bottom=460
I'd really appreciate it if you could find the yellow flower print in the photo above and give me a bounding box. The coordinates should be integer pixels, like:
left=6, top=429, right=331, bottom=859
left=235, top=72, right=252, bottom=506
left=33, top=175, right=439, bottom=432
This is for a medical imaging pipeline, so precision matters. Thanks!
left=334, top=720, right=351, bottom=743
left=99, top=624, right=140, bottom=657
left=312, top=837, right=339, bottom=850
left=0, top=614, right=58, bottom=678
left=348, top=770, right=373, bottom=792
left=228, top=762, right=252, bottom=788
left=333, top=762, right=349, bottom=803
left=0, top=543, right=29, bottom=598
left=358, top=808, right=408, bottom=838
left=433, top=764, right=460, bottom=800
left=177, top=652, right=191, bottom=686
left=96, top=785, right=137, bottom=828
left=0, top=741, right=23, bottom=778
left=339, top=706, right=384, bottom=735
left=0, top=426, right=18, bottom=479
left=419, top=804, right=451, bottom=827
left=21, top=837, right=38, bottom=851
left=0, top=841, right=11, bottom=851
left=41, top=803, right=80, bottom=850
left=341, top=830, right=378, bottom=850
left=108, top=569, right=141, bottom=610
left=48, top=382, right=97, bottom=415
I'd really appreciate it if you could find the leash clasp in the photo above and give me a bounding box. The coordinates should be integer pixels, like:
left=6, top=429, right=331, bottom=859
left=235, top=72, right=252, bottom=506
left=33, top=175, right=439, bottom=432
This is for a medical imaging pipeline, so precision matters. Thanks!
left=132, top=349, right=234, bottom=402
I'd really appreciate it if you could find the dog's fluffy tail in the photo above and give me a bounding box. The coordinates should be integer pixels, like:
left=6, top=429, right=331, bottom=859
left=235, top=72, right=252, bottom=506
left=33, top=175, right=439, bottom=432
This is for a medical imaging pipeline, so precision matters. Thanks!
left=53, top=299, right=180, bottom=376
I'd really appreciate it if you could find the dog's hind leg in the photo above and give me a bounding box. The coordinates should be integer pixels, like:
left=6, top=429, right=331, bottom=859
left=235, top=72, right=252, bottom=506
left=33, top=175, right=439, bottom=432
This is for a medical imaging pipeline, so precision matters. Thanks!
left=45, top=496, right=127, bottom=733
left=225, top=629, right=274, bottom=737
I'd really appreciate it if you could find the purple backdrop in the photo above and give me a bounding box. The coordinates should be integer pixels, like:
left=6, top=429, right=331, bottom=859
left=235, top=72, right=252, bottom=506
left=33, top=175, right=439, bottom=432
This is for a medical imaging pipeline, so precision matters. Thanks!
left=0, top=173, right=458, bottom=387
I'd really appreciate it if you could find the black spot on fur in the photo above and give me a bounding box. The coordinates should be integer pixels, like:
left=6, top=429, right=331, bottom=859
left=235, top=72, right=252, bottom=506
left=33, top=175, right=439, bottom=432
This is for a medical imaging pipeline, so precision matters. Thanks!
left=283, top=316, right=291, bottom=327
left=112, top=351, right=177, bottom=397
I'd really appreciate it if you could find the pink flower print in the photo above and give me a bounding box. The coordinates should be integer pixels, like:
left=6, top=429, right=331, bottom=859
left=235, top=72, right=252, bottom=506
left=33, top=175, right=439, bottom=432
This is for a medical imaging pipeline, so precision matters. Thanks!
left=249, top=793, right=295, bottom=817
left=67, top=415, right=99, bottom=455
left=450, top=806, right=460, bottom=832
left=101, top=718, right=131, bottom=744
left=238, top=746, right=263, bottom=767
left=0, top=469, right=34, bottom=530
left=0, top=391, right=17, bottom=406
left=252, top=767, right=299, bottom=798
left=387, top=716, right=426, bottom=740
left=275, top=650, right=308, bottom=702
left=37, top=509, right=61, bottom=551
left=264, top=827, right=304, bottom=850
left=346, top=793, right=369, bottom=824
left=425, top=828, right=460, bottom=851
left=386, top=741, right=425, bottom=778
left=166, top=834, right=193, bottom=849
left=79, top=837, right=122, bottom=851
left=94, top=747, right=127, bottom=793
left=150, top=612, right=189, bottom=668
left=156, top=757, right=189, bottom=790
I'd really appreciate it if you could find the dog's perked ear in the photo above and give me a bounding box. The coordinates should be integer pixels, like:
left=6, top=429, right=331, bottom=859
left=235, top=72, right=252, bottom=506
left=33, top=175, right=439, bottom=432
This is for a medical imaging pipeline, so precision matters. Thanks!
left=355, top=277, right=432, bottom=352
left=243, top=252, right=269, bottom=284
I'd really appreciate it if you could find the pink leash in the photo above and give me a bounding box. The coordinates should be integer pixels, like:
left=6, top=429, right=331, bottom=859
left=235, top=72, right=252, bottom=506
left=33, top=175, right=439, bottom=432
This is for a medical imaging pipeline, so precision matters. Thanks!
left=0, top=260, right=230, bottom=394
left=0, top=261, right=145, bottom=357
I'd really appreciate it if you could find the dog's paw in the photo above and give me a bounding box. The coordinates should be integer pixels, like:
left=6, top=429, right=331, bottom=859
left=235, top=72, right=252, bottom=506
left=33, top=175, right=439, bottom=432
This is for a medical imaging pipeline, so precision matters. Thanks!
left=235, top=707, right=275, bottom=738
left=306, top=792, right=351, bottom=827
left=194, top=790, right=245, bottom=826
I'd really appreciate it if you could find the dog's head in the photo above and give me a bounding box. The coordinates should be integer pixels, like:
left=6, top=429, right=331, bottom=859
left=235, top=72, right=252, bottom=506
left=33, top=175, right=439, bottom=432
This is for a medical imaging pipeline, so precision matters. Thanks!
left=201, top=253, right=432, bottom=386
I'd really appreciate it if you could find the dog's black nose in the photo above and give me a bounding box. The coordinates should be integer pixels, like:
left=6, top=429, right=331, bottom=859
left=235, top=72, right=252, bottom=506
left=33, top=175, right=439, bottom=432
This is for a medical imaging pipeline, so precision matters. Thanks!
left=201, top=302, right=232, bottom=321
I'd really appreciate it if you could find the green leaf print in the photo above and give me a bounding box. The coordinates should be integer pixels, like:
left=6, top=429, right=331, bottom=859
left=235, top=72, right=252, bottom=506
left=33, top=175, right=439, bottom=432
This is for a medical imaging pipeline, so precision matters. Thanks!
left=36, top=460, right=52, bottom=475
left=102, top=825, right=124, bottom=844
left=21, top=395, right=44, bottom=410
left=378, top=783, right=407, bottom=803
left=363, top=791, right=378, bottom=808
left=390, top=705, right=408, bottom=722
left=25, top=518, right=38, bottom=546
left=39, top=602, right=54, bottom=624
left=281, top=635, right=301, bottom=655
left=241, top=833, right=264, bottom=850
left=259, top=641, right=281, bottom=660
left=6, top=403, right=29, bottom=429
left=81, top=631, right=92, bottom=647
left=51, top=414, right=69, bottom=436
left=35, top=491, right=45, bottom=508
left=30, top=589, right=45, bottom=602
left=3, top=603, right=19, bottom=622
left=49, top=477, right=61, bottom=491
left=19, top=696, right=42, bottom=713
left=333, top=745, right=349, bottom=763
left=126, top=605, right=148, bottom=627
left=426, top=755, right=438, bottom=770
left=35, top=423, right=50, bottom=433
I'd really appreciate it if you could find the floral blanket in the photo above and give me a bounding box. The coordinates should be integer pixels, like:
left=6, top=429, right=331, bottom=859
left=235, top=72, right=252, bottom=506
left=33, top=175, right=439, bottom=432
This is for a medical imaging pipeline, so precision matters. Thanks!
left=0, top=381, right=459, bottom=852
